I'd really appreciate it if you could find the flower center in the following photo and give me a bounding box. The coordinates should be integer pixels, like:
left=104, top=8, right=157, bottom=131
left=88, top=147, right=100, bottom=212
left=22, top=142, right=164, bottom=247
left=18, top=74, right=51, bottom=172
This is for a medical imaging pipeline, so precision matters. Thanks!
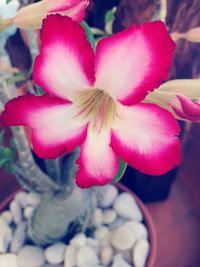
left=74, top=89, right=117, bottom=132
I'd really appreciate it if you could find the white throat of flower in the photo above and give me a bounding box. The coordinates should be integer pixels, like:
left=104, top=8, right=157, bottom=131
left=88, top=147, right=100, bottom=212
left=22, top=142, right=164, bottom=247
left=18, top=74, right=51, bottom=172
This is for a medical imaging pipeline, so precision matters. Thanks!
left=74, top=89, right=117, bottom=133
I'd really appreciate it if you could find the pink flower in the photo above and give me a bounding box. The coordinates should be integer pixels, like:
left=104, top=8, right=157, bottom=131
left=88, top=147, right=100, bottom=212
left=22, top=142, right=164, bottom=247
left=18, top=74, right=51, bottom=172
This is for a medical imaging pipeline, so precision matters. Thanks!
left=11, top=0, right=89, bottom=29
left=145, top=79, right=200, bottom=121
left=2, top=15, right=181, bottom=188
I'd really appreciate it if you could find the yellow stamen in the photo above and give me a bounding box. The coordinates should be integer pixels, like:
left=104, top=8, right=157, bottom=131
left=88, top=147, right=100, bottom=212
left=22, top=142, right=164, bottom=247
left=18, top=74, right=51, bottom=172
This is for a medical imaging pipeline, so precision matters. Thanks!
left=74, top=89, right=117, bottom=132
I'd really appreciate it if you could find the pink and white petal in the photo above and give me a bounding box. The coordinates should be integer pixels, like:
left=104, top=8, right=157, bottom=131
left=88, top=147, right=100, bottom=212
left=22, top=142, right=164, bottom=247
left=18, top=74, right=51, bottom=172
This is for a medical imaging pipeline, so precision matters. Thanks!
left=47, top=0, right=89, bottom=22
left=33, top=15, right=95, bottom=101
left=172, top=95, right=200, bottom=121
left=1, top=94, right=87, bottom=159
left=110, top=103, right=181, bottom=176
left=76, top=128, right=119, bottom=188
left=95, top=21, right=175, bottom=105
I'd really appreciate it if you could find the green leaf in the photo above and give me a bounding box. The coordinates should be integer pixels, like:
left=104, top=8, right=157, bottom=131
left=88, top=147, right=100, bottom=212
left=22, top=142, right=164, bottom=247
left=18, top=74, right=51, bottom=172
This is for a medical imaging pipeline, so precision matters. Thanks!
left=0, top=131, right=5, bottom=145
left=10, top=138, right=16, bottom=151
left=81, top=21, right=96, bottom=51
left=0, top=158, right=9, bottom=167
left=111, top=159, right=127, bottom=184
left=6, top=0, right=13, bottom=4
left=95, top=36, right=105, bottom=46
left=35, top=85, right=45, bottom=95
left=5, top=164, right=13, bottom=173
left=3, top=148, right=14, bottom=160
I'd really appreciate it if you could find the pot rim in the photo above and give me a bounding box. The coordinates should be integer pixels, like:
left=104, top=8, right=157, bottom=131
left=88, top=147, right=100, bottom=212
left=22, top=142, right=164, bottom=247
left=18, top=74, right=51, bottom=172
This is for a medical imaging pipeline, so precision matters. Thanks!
left=0, top=183, right=157, bottom=267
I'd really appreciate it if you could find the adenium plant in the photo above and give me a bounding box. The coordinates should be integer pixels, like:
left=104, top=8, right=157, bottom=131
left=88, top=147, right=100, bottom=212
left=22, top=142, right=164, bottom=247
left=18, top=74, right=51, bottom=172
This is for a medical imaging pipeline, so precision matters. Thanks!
left=2, top=15, right=182, bottom=188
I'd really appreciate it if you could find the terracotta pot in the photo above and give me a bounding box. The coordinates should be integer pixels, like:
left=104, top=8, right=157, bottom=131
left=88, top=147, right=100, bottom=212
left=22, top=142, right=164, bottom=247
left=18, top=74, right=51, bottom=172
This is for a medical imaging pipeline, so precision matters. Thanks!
left=0, top=183, right=157, bottom=267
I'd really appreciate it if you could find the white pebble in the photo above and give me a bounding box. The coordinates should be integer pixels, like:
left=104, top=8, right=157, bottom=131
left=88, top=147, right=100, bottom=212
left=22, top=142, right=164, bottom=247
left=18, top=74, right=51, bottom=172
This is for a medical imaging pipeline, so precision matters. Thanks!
left=15, top=192, right=28, bottom=208
left=111, top=254, right=132, bottom=267
left=125, top=221, right=148, bottom=240
left=10, top=222, right=26, bottom=253
left=76, top=246, right=99, bottom=267
left=42, top=263, right=63, bottom=267
left=114, top=249, right=132, bottom=264
left=86, top=237, right=99, bottom=248
left=94, top=226, right=110, bottom=246
left=26, top=192, right=41, bottom=206
left=109, top=217, right=126, bottom=230
left=70, top=233, right=87, bottom=247
left=45, top=243, right=66, bottom=265
left=43, top=264, right=62, bottom=267
left=99, top=185, right=118, bottom=208
left=132, top=239, right=150, bottom=267
left=64, top=245, right=77, bottom=267
left=10, top=200, right=22, bottom=224
left=113, top=193, right=143, bottom=221
left=18, top=245, right=45, bottom=267
left=92, top=208, right=103, bottom=227
left=102, top=210, right=117, bottom=225
left=100, top=245, right=113, bottom=266
left=0, top=254, right=18, bottom=267
left=1, top=211, right=13, bottom=224
left=111, top=224, right=136, bottom=250
left=24, top=206, right=34, bottom=219
left=0, top=217, right=12, bottom=253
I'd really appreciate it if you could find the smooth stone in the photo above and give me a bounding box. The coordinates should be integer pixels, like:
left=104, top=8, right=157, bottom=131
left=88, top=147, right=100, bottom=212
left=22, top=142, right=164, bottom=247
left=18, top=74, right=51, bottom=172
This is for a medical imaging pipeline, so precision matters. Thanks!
left=18, top=245, right=45, bottom=267
left=43, top=264, right=62, bottom=267
left=10, top=200, right=22, bottom=224
left=10, top=222, right=26, bottom=253
left=24, top=206, right=34, bottom=219
left=15, top=192, right=28, bottom=208
left=100, top=245, right=113, bottom=266
left=1, top=211, right=13, bottom=224
left=45, top=243, right=66, bottom=265
left=76, top=246, right=99, bottom=267
left=86, top=238, right=99, bottom=254
left=125, top=221, right=148, bottom=240
left=26, top=192, right=41, bottom=206
left=92, top=208, right=103, bottom=227
left=111, top=224, right=136, bottom=250
left=0, top=217, right=12, bottom=253
left=94, top=226, right=110, bottom=246
left=114, top=249, right=132, bottom=264
left=109, top=217, right=127, bottom=230
left=70, top=233, right=87, bottom=247
left=86, top=237, right=99, bottom=248
left=99, top=185, right=118, bottom=208
left=0, top=254, right=19, bottom=267
left=113, top=193, right=143, bottom=221
left=102, top=209, right=117, bottom=225
left=64, top=245, right=77, bottom=267
left=132, top=239, right=150, bottom=267
left=111, top=254, right=132, bottom=267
